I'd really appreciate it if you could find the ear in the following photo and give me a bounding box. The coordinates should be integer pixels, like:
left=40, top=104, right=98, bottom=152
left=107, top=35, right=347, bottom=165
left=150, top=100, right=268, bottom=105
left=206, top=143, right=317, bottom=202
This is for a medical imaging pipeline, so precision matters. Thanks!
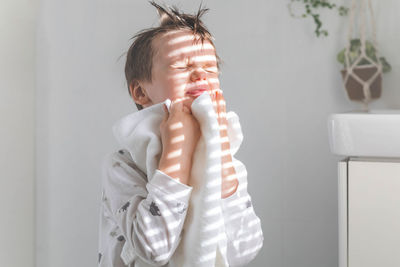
left=129, top=81, right=152, bottom=106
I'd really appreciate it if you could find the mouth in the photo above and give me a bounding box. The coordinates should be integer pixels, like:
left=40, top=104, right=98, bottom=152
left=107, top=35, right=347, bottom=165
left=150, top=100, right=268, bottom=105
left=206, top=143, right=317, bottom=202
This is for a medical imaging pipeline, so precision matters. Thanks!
left=186, top=88, right=208, bottom=97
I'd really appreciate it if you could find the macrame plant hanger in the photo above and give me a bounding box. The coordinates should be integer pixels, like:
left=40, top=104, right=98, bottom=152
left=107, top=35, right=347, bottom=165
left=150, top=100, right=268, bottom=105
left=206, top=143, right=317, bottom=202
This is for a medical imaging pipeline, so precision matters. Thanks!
left=343, top=0, right=382, bottom=112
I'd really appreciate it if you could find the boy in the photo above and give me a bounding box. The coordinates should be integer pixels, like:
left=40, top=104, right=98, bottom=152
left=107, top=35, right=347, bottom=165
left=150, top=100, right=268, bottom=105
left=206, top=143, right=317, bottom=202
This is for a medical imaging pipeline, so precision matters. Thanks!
left=98, top=2, right=263, bottom=266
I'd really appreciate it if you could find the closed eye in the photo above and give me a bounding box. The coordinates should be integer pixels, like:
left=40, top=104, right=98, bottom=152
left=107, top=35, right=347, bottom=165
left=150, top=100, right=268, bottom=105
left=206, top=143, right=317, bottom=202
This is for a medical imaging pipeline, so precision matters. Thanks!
left=171, top=64, right=219, bottom=74
left=205, top=66, right=219, bottom=74
left=171, top=64, right=188, bottom=70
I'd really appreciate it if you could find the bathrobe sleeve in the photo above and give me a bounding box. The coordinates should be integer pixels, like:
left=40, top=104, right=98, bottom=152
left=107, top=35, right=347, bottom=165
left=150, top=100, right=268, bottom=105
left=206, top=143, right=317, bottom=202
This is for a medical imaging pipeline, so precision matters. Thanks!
left=101, top=149, right=193, bottom=266
left=221, top=157, right=264, bottom=267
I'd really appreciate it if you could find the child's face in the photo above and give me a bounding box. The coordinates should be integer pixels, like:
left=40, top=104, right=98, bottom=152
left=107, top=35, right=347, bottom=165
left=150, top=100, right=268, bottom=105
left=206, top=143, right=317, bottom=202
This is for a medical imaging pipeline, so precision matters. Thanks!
left=140, top=29, right=220, bottom=108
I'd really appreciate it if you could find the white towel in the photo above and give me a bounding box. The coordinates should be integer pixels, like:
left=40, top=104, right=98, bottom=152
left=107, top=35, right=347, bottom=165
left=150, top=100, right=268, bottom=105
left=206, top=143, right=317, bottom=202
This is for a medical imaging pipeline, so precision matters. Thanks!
left=112, top=91, right=244, bottom=267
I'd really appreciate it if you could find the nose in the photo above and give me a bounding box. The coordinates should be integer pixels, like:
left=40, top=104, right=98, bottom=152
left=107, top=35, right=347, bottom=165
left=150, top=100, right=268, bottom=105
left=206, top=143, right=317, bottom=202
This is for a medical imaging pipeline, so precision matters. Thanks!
left=190, top=67, right=207, bottom=82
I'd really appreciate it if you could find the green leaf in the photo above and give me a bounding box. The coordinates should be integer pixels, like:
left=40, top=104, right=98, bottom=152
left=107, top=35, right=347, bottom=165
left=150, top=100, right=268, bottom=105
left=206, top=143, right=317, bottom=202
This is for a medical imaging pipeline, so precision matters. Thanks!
left=380, top=57, right=392, bottom=73
left=337, top=49, right=345, bottom=64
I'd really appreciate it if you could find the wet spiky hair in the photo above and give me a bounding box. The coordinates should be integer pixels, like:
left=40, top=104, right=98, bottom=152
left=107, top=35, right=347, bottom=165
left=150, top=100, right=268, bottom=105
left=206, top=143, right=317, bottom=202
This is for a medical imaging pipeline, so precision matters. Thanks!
left=124, top=1, right=221, bottom=110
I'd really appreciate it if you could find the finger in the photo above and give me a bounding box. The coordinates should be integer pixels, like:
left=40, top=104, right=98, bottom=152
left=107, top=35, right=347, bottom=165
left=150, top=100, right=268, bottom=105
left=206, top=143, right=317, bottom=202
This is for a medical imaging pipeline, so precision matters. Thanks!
left=217, top=91, right=227, bottom=126
left=170, top=99, right=183, bottom=115
left=182, top=105, right=191, bottom=114
left=216, top=90, right=222, bottom=119
left=162, top=103, right=169, bottom=117
left=182, top=96, right=192, bottom=106
left=214, top=89, right=221, bottom=103
left=219, top=90, right=226, bottom=115
left=217, top=98, right=228, bottom=139
left=160, top=104, right=168, bottom=126
left=211, top=90, right=218, bottom=114
left=182, top=97, right=194, bottom=113
left=169, top=99, right=178, bottom=115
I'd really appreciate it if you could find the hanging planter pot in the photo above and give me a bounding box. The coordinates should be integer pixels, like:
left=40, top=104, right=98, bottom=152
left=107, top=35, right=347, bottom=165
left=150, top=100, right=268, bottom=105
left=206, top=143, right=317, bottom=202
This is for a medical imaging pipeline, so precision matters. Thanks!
left=340, top=64, right=382, bottom=101
left=337, top=0, right=391, bottom=110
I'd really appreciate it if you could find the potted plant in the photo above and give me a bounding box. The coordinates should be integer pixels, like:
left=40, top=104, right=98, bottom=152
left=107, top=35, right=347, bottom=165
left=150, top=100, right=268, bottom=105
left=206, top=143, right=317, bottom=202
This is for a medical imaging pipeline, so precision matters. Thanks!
left=336, top=39, right=391, bottom=102
left=287, top=0, right=349, bottom=37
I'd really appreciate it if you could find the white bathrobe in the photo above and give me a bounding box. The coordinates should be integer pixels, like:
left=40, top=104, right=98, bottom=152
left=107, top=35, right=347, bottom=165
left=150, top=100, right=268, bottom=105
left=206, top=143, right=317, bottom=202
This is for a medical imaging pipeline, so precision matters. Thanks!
left=108, top=91, right=262, bottom=266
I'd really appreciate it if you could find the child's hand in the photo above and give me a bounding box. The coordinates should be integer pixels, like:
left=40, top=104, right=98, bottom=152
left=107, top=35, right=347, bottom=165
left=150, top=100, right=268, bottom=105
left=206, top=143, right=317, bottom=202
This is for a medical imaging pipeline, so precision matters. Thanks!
left=211, top=89, right=231, bottom=157
left=158, top=98, right=200, bottom=185
left=211, top=90, right=239, bottom=198
left=211, top=89, right=228, bottom=145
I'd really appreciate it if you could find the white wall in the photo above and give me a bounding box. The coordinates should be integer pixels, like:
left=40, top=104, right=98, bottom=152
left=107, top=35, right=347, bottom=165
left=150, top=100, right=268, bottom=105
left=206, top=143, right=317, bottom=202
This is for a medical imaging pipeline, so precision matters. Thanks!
left=0, top=0, right=37, bottom=266
left=34, top=0, right=400, bottom=267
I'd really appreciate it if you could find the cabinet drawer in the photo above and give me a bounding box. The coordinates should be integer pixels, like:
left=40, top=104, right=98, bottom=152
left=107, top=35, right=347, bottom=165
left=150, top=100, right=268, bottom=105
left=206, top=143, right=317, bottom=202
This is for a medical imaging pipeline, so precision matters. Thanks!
left=348, top=160, right=400, bottom=267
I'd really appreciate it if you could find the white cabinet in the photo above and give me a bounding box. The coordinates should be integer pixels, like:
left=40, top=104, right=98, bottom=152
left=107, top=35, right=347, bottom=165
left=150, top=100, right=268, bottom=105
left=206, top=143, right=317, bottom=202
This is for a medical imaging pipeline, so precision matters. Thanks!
left=338, top=157, right=400, bottom=267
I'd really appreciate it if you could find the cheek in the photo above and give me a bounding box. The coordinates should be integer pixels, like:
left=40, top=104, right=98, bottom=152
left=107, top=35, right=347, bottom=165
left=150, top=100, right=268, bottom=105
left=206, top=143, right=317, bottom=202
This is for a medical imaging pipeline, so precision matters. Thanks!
left=208, top=77, right=220, bottom=91
left=145, top=81, right=170, bottom=103
left=165, top=74, right=188, bottom=98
